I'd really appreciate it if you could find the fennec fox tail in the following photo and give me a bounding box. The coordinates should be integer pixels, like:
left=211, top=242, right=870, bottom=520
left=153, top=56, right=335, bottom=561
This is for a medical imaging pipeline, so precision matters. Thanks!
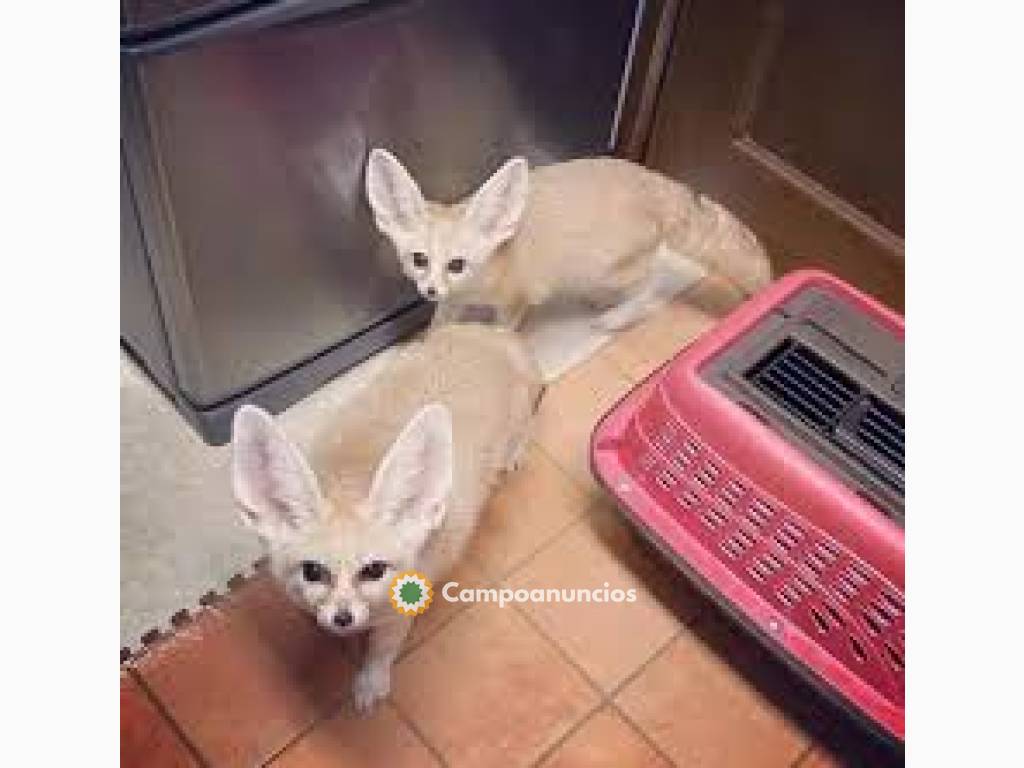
left=366, top=150, right=771, bottom=329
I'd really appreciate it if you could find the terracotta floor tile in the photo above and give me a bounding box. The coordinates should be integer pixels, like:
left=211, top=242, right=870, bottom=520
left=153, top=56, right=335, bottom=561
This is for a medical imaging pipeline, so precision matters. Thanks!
left=121, top=673, right=200, bottom=768
left=504, top=517, right=682, bottom=692
left=615, top=624, right=809, bottom=768
left=135, top=575, right=356, bottom=768
left=532, top=350, right=634, bottom=494
left=271, top=702, right=439, bottom=768
left=583, top=498, right=709, bottom=624
left=539, top=705, right=670, bottom=768
left=602, top=276, right=740, bottom=384
left=465, top=443, right=588, bottom=578
left=391, top=602, right=600, bottom=768
left=688, top=612, right=904, bottom=767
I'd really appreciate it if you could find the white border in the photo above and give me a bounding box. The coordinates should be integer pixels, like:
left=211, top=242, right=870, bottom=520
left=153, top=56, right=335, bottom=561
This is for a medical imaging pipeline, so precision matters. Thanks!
left=907, top=1, right=1024, bottom=763
left=3, top=4, right=118, bottom=765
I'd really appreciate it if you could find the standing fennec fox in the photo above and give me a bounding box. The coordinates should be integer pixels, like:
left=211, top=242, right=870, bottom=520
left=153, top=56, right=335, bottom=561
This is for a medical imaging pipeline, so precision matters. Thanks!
left=231, top=324, right=542, bottom=711
left=366, top=149, right=772, bottom=329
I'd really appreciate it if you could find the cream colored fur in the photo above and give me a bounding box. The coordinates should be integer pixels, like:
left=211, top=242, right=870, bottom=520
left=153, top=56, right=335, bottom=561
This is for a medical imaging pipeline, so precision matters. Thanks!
left=231, top=324, right=542, bottom=711
left=366, top=150, right=772, bottom=329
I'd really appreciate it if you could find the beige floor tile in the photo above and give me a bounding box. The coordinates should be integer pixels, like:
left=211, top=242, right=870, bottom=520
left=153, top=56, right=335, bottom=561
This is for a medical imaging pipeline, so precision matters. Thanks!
left=504, top=517, right=682, bottom=692
left=270, top=702, right=439, bottom=768
left=615, top=624, right=809, bottom=768
left=465, top=444, right=589, bottom=579
left=602, top=302, right=716, bottom=383
left=391, top=602, right=600, bottom=768
left=602, top=276, right=740, bottom=383
left=532, top=350, right=634, bottom=494
left=682, top=612, right=903, bottom=767
left=538, top=706, right=670, bottom=768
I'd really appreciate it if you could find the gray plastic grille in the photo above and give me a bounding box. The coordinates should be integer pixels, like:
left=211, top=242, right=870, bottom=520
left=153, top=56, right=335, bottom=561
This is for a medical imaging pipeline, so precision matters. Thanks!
left=747, top=340, right=905, bottom=491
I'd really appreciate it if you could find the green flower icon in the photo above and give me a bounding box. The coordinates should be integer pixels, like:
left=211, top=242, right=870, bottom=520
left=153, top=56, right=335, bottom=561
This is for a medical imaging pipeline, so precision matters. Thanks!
left=389, top=571, right=433, bottom=615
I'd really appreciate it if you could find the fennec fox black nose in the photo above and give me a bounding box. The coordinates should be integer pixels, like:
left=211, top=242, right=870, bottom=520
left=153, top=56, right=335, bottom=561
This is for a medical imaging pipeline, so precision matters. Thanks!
left=334, top=609, right=353, bottom=628
left=425, top=287, right=438, bottom=299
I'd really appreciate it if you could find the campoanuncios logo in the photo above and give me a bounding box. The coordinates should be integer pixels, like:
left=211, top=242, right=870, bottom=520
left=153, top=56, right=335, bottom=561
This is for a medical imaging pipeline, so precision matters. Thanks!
left=389, top=571, right=434, bottom=616
left=389, top=571, right=639, bottom=616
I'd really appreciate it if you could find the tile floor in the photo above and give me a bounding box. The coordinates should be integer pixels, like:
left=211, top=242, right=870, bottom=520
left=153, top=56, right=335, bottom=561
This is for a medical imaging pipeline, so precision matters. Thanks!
left=121, top=279, right=902, bottom=767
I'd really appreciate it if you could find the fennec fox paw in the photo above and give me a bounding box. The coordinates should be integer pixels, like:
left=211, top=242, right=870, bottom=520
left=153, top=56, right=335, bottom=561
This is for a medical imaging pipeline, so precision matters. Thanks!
left=353, top=663, right=391, bottom=714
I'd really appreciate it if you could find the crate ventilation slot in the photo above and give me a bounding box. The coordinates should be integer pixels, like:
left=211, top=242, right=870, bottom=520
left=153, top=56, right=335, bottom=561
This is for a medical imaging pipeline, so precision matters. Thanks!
left=746, top=340, right=904, bottom=488
left=629, top=402, right=904, bottom=707
left=854, top=397, right=904, bottom=471
left=747, top=339, right=858, bottom=430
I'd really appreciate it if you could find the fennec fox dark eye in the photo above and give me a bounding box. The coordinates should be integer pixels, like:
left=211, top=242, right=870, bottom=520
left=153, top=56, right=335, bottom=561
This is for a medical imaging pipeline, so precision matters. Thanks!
left=411, top=252, right=428, bottom=269
left=301, top=560, right=331, bottom=583
left=446, top=258, right=466, bottom=274
left=358, top=560, right=389, bottom=581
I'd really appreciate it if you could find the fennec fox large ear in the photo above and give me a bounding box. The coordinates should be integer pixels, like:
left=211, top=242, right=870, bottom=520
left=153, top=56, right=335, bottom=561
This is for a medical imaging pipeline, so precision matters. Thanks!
left=365, top=148, right=428, bottom=247
left=368, top=403, right=453, bottom=541
left=461, top=157, right=529, bottom=256
left=231, top=405, right=324, bottom=542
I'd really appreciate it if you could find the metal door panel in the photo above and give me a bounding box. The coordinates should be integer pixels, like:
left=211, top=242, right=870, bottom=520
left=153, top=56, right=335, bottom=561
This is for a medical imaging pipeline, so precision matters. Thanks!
left=123, top=0, right=638, bottom=407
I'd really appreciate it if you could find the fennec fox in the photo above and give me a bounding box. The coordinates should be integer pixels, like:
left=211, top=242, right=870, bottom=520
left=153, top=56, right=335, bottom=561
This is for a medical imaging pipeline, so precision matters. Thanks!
left=366, top=149, right=772, bottom=329
left=231, top=324, right=542, bottom=711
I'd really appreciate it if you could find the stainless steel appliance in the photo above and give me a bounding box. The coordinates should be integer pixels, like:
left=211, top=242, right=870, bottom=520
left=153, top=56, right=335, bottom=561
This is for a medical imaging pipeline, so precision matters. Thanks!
left=121, top=0, right=642, bottom=443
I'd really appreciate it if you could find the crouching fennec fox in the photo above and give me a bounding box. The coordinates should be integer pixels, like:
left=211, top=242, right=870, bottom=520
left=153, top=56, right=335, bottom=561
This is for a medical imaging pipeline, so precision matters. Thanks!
left=366, top=149, right=772, bottom=329
left=231, top=324, right=542, bottom=711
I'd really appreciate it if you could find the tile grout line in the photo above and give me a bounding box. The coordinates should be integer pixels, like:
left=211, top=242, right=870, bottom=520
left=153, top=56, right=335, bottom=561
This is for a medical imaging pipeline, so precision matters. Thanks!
left=790, top=743, right=816, bottom=767
left=609, top=700, right=681, bottom=768
left=508, top=600, right=605, bottom=699
left=511, top=441, right=710, bottom=635
left=464, top=436, right=590, bottom=587
left=258, top=589, right=465, bottom=768
left=257, top=690, right=352, bottom=767
left=529, top=439, right=599, bottom=500
left=387, top=602, right=577, bottom=768
left=527, top=699, right=606, bottom=768
left=511, top=601, right=684, bottom=767
left=684, top=613, right=816, bottom=766
left=395, top=567, right=499, bottom=662
left=396, top=606, right=466, bottom=661
left=502, top=602, right=614, bottom=763
left=600, top=631, right=687, bottom=764
left=389, top=699, right=451, bottom=768
left=128, top=667, right=212, bottom=768
left=607, top=627, right=682, bottom=701
left=483, top=504, right=586, bottom=584
left=527, top=437, right=591, bottom=495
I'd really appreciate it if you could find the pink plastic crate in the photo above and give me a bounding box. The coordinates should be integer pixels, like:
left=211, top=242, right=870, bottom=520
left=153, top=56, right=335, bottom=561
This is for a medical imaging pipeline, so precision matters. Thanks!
left=591, top=270, right=904, bottom=741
